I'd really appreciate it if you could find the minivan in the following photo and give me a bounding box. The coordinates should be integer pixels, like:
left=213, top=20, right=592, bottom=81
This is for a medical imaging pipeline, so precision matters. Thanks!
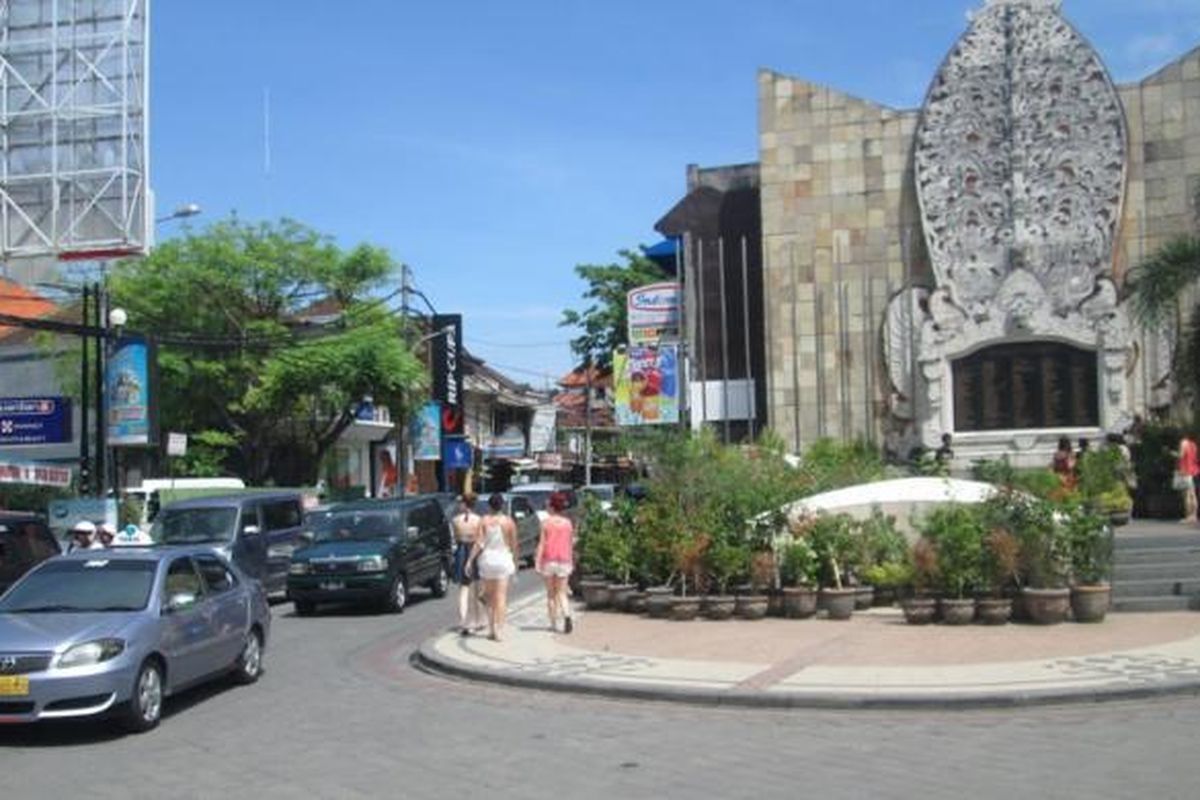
left=286, top=495, right=451, bottom=615
left=150, top=492, right=307, bottom=596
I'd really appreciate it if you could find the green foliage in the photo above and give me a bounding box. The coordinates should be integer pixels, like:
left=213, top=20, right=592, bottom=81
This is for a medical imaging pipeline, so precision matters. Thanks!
left=0, top=483, right=75, bottom=515
left=779, top=538, right=819, bottom=587
left=917, top=505, right=984, bottom=599
left=1133, top=422, right=1184, bottom=502
left=804, top=513, right=859, bottom=588
left=979, top=489, right=1068, bottom=589
left=859, top=509, right=907, bottom=567
left=863, top=561, right=913, bottom=590
left=559, top=249, right=668, bottom=366
left=705, top=534, right=751, bottom=594
left=1063, top=503, right=1112, bottom=585
left=971, top=457, right=1061, bottom=499
left=1075, top=447, right=1124, bottom=499
left=108, top=218, right=426, bottom=485
left=577, top=496, right=634, bottom=582
left=796, top=438, right=886, bottom=494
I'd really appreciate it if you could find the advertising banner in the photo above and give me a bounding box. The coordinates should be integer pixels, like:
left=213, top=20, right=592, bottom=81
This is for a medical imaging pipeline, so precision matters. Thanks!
left=106, top=338, right=153, bottom=446
left=627, top=282, right=682, bottom=345
left=0, top=459, right=72, bottom=488
left=529, top=404, right=557, bottom=453
left=614, top=344, right=680, bottom=426
left=411, top=402, right=442, bottom=461
left=0, top=397, right=72, bottom=446
left=442, top=436, right=473, bottom=470
left=431, top=314, right=464, bottom=435
left=483, top=425, right=527, bottom=460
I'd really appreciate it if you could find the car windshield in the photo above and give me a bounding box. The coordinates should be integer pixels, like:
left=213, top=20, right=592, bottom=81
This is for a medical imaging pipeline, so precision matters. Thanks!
left=152, top=507, right=238, bottom=545
left=0, top=559, right=156, bottom=613
left=313, top=510, right=395, bottom=542
left=582, top=486, right=615, bottom=502
left=513, top=491, right=552, bottom=511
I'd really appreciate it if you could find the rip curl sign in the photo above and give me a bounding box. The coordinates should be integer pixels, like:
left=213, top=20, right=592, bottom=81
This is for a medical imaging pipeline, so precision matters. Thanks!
left=431, top=314, right=463, bottom=434
left=627, top=282, right=681, bottom=345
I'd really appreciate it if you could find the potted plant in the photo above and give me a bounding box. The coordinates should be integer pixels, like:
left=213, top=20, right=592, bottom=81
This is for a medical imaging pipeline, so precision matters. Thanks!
left=1014, top=496, right=1072, bottom=625
left=779, top=538, right=820, bottom=618
left=1065, top=503, right=1113, bottom=623
left=920, top=505, right=983, bottom=625
left=702, top=534, right=745, bottom=620
left=734, top=549, right=774, bottom=620
left=977, top=528, right=1020, bottom=625
left=854, top=509, right=905, bottom=609
left=862, top=561, right=911, bottom=607
left=666, top=532, right=706, bottom=621
left=901, top=538, right=939, bottom=625
left=809, top=514, right=858, bottom=620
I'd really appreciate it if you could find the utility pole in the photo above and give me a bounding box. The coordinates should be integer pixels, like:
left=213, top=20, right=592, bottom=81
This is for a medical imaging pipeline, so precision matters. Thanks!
left=93, top=280, right=105, bottom=497
left=79, top=286, right=91, bottom=496
left=584, top=352, right=593, bottom=487
left=398, top=264, right=411, bottom=497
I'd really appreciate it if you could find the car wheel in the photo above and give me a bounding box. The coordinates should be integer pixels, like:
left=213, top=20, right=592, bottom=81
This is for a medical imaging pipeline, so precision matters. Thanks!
left=429, top=563, right=449, bottom=598
left=294, top=599, right=316, bottom=616
left=120, top=659, right=164, bottom=733
left=383, top=573, right=407, bottom=613
left=232, top=628, right=264, bottom=685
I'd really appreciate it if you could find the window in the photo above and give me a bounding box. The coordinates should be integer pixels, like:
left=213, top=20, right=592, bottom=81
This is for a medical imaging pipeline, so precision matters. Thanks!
left=194, top=555, right=236, bottom=594
left=407, top=502, right=438, bottom=535
left=164, top=558, right=204, bottom=600
left=262, top=500, right=302, bottom=532
left=511, top=498, right=531, bottom=519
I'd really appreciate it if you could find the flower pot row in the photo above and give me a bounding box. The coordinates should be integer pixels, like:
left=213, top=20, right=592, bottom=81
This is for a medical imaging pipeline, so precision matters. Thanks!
left=900, top=585, right=1111, bottom=625
left=579, top=578, right=876, bottom=622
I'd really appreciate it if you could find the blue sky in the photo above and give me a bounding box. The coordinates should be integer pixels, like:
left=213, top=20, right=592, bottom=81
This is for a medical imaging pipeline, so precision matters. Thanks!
left=150, top=0, right=1200, bottom=388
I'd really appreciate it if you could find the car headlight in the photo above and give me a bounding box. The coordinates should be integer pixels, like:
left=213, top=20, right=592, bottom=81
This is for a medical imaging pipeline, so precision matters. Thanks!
left=213, top=544, right=233, bottom=561
left=357, top=556, right=388, bottom=572
left=56, top=638, right=125, bottom=669
left=289, top=562, right=310, bottom=575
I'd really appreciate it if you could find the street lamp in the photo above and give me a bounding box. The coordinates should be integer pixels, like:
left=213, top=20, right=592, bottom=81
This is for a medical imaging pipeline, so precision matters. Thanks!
left=155, top=203, right=202, bottom=224
left=395, top=324, right=455, bottom=497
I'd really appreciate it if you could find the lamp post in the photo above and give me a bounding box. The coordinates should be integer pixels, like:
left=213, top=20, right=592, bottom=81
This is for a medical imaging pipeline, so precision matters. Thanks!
left=155, top=203, right=202, bottom=224
left=396, top=324, right=455, bottom=497
left=102, top=305, right=128, bottom=500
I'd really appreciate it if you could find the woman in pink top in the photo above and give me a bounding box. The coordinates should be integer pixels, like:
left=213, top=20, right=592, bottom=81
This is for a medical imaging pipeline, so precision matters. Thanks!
left=1178, top=432, right=1199, bottom=523
left=535, top=491, right=575, bottom=633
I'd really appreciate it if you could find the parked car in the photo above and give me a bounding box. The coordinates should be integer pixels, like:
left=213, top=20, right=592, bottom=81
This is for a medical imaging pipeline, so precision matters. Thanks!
left=0, top=512, right=61, bottom=596
left=580, top=483, right=618, bottom=512
left=509, top=482, right=578, bottom=522
left=0, top=546, right=270, bottom=732
left=471, top=493, right=541, bottom=565
left=286, top=495, right=450, bottom=615
left=150, top=492, right=307, bottom=597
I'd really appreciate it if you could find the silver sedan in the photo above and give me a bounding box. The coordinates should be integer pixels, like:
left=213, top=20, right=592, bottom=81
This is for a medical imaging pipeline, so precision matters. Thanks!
left=0, top=546, right=270, bottom=732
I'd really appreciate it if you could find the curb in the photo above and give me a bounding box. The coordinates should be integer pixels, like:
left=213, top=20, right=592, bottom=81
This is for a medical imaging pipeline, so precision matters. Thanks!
left=414, top=637, right=1200, bottom=711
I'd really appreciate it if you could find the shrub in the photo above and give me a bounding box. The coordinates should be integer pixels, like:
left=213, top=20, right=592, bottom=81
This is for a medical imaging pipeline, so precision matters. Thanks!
left=909, top=538, right=940, bottom=596
left=705, top=534, right=750, bottom=595
left=918, top=504, right=984, bottom=599
left=1063, top=503, right=1112, bottom=585
left=863, top=561, right=913, bottom=590
left=981, top=528, right=1020, bottom=596
left=805, top=513, right=858, bottom=588
left=779, top=538, right=819, bottom=587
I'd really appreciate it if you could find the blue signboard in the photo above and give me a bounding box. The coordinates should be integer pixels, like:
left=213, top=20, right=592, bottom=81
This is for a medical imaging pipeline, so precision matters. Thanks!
left=106, top=339, right=152, bottom=446
left=0, top=397, right=72, bottom=446
left=442, top=436, right=473, bottom=470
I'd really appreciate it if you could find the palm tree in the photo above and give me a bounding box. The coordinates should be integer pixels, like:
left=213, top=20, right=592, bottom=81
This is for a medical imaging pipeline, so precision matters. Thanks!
left=1128, top=213, right=1200, bottom=413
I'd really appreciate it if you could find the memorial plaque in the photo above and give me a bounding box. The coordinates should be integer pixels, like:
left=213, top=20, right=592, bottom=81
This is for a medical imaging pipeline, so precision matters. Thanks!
left=954, top=343, right=1098, bottom=432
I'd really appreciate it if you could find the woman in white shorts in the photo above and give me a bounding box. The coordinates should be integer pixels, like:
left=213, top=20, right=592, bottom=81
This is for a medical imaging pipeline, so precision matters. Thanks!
left=468, top=493, right=518, bottom=641
left=535, top=491, right=575, bottom=633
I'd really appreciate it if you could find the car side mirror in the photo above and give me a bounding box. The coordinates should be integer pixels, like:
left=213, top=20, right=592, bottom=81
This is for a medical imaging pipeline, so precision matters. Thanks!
left=241, top=525, right=261, bottom=537
left=165, top=592, right=197, bottom=613
left=299, top=530, right=314, bottom=544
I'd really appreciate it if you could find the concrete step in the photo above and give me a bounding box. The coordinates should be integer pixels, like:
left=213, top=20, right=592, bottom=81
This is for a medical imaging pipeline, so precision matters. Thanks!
left=1113, top=547, right=1200, bottom=565
left=1112, top=578, right=1200, bottom=598
left=1113, top=562, right=1200, bottom=581
left=1114, top=534, right=1200, bottom=551
left=1112, top=595, right=1196, bottom=613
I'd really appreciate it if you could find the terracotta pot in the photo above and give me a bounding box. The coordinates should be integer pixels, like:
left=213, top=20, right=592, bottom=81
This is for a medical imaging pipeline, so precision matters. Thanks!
left=820, top=587, right=857, bottom=620
left=644, top=586, right=674, bottom=619
left=735, top=594, right=769, bottom=620
left=668, top=596, right=701, bottom=621
left=939, top=598, right=976, bottom=625
left=975, top=597, right=1012, bottom=625
left=701, top=595, right=736, bottom=620
left=781, top=585, right=819, bottom=619
left=854, top=585, right=875, bottom=610
left=579, top=579, right=611, bottom=610
left=901, top=597, right=937, bottom=625
left=607, top=584, right=638, bottom=612
left=1070, top=583, right=1111, bottom=623
left=767, top=590, right=785, bottom=617
left=1023, top=587, right=1071, bottom=625
left=873, top=587, right=898, bottom=607
left=624, top=591, right=648, bottom=614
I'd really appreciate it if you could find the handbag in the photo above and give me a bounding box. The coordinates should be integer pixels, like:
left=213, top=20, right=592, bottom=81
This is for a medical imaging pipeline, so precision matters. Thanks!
left=1173, top=472, right=1192, bottom=491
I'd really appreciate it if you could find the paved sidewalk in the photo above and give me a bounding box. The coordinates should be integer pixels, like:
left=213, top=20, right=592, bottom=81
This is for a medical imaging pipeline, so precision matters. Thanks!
left=417, top=591, right=1200, bottom=709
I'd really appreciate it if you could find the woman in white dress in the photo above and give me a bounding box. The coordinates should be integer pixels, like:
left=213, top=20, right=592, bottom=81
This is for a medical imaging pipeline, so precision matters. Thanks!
left=467, top=493, right=518, bottom=641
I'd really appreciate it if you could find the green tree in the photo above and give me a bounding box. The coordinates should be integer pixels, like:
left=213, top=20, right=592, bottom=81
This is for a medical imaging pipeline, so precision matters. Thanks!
left=559, top=249, right=667, bottom=366
left=108, top=218, right=426, bottom=485
left=1128, top=190, right=1200, bottom=415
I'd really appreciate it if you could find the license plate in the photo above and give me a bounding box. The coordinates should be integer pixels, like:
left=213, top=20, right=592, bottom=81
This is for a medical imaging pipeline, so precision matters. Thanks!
left=319, top=581, right=344, bottom=591
left=0, top=676, right=29, bottom=696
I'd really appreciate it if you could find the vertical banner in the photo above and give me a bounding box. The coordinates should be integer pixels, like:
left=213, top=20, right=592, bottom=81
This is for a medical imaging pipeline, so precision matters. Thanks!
left=615, top=344, right=680, bottom=426
left=106, top=338, right=153, bottom=446
left=529, top=404, right=557, bottom=453
left=412, top=402, right=442, bottom=461
left=431, top=314, right=464, bottom=435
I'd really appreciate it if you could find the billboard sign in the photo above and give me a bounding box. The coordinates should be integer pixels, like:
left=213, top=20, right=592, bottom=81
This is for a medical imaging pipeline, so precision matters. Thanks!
left=614, top=345, right=680, bottom=426
left=529, top=404, right=557, bottom=453
left=628, top=282, right=682, bottom=345
left=431, top=314, right=464, bottom=434
left=442, top=436, right=473, bottom=470
left=106, top=339, right=153, bottom=446
left=0, top=397, right=72, bottom=446
left=0, top=459, right=72, bottom=488
left=483, top=425, right=527, bottom=460
left=412, top=402, right=442, bottom=461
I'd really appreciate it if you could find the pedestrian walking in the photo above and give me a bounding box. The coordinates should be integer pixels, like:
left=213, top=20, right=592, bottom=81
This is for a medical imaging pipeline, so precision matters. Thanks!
left=535, top=491, right=575, bottom=634
left=450, top=494, right=484, bottom=635
left=467, top=493, right=518, bottom=641
left=1176, top=431, right=1199, bottom=523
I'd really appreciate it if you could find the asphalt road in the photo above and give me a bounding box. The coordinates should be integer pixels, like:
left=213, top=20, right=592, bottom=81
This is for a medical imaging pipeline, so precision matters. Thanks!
left=2, top=578, right=1199, bottom=799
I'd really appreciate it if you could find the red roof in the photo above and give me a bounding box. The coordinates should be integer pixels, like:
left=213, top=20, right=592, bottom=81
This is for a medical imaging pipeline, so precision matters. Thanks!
left=558, top=365, right=612, bottom=389
left=0, top=279, right=57, bottom=340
